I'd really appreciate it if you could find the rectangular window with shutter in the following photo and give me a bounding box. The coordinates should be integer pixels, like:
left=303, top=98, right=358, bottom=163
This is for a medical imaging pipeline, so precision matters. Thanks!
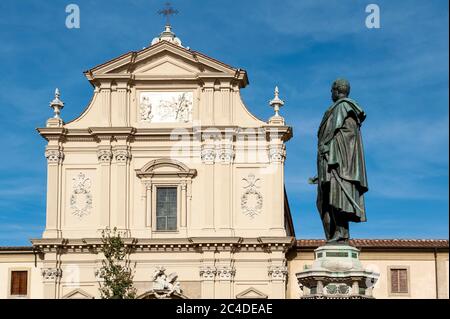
left=10, top=270, right=28, bottom=296
left=390, top=268, right=408, bottom=294
left=156, top=187, right=177, bottom=231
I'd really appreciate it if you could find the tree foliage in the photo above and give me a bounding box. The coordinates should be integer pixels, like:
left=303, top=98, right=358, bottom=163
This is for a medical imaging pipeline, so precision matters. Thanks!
left=95, top=227, right=137, bottom=299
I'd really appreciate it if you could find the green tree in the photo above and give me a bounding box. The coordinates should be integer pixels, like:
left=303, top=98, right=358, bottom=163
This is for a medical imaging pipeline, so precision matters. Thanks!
left=95, top=227, right=137, bottom=299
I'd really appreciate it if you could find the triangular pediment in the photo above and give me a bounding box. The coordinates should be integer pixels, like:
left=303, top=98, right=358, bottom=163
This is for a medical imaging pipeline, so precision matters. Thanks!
left=84, top=41, right=247, bottom=86
left=62, top=288, right=94, bottom=299
left=137, top=59, right=197, bottom=76
left=236, top=287, right=268, bottom=299
left=130, top=52, right=218, bottom=77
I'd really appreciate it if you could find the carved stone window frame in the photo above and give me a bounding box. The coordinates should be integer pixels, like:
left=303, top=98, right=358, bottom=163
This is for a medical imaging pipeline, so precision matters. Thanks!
left=136, top=159, right=196, bottom=234
left=387, top=265, right=411, bottom=297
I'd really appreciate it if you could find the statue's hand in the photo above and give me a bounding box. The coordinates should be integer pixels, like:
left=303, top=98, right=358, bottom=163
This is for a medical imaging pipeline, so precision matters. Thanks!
left=308, top=176, right=318, bottom=185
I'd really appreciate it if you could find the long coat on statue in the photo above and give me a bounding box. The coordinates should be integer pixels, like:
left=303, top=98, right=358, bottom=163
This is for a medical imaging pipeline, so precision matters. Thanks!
left=317, top=97, right=368, bottom=222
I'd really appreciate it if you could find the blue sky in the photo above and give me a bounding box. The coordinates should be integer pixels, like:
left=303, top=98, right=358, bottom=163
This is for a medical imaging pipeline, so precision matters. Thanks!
left=0, top=0, right=448, bottom=245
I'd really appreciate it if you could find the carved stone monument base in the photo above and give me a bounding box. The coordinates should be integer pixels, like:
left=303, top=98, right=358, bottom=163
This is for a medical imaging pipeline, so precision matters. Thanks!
left=296, top=245, right=379, bottom=299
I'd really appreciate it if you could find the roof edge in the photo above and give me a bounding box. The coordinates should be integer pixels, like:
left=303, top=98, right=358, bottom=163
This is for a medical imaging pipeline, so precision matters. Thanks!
left=296, top=239, right=449, bottom=250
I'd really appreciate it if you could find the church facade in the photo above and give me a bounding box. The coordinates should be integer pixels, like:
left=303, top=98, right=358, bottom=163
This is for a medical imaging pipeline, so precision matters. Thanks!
left=0, top=25, right=448, bottom=299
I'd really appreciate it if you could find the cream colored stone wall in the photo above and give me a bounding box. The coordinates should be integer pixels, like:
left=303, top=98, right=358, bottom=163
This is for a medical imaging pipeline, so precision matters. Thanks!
left=0, top=246, right=288, bottom=299
left=31, top=35, right=293, bottom=300
left=1, top=249, right=447, bottom=299
left=39, top=40, right=290, bottom=241
left=0, top=254, right=43, bottom=299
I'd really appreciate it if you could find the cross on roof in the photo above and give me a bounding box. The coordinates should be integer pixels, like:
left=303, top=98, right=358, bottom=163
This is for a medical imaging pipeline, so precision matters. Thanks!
left=158, top=2, right=178, bottom=26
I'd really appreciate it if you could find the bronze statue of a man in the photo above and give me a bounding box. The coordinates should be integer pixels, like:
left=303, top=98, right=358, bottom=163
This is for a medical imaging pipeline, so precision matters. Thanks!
left=311, top=79, right=368, bottom=244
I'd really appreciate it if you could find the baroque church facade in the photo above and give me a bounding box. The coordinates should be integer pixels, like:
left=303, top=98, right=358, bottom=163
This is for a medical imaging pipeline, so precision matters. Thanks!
left=0, top=25, right=448, bottom=299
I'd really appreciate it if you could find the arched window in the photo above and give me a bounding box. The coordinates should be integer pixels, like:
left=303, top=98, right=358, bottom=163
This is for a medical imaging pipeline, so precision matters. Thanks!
left=136, top=159, right=196, bottom=233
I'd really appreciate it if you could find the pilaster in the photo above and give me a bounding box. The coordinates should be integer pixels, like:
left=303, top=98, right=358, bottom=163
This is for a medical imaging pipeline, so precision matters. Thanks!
left=111, top=146, right=131, bottom=233
left=41, top=128, right=66, bottom=238
left=267, top=130, right=286, bottom=232
left=96, top=141, right=113, bottom=230
left=200, top=251, right=216, bottom=298
left=215, top=132, right=235, bottom=233
left=201, top=139, right=215, bottom=231
left=99, top=82, right=112, bottom=126
left=268, top=260, right=288, bottom=299
left=215, top=265, right=235, bottom=299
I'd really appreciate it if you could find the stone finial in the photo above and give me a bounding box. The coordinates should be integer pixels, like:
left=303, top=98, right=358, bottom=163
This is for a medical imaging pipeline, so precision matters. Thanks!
left=47, top=88, right=65, bottom=127
left=268, top=86, right=285, bottom=125
left=269, top=86, right=284, bottom=116
left=50, top=88, right=64, bottom=119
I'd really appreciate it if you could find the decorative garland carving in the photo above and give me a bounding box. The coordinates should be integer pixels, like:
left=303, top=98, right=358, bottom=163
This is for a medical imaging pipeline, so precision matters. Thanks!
left=201, top=145, right=216, bottom=164
left=217, top=266, right=235, bottom=280
left=269, top=145, right=286, bottom=163
left=41, top=268, right=62, bottom=281
left=97, top=149, right=113, bottom=163
left=45, top=149, right=64, bottom=163
left=217, top=144, right=235, bottom=164
left=325, top=283, right=350, bottom=295
left=268, top=265, right=288, bottom=280
left=199, top=266, right=216, bottom=280
left=113, top=149, right=131, bottom=163
left=70, top=172, right=93, bottom=219
left=241, top=174, right=263, bottom=218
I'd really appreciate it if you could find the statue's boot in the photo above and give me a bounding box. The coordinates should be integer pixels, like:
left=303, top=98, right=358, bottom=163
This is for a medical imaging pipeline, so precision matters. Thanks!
left=326, top=234, right=341, bottom=244
left=326, top=231, right=348, bottom=244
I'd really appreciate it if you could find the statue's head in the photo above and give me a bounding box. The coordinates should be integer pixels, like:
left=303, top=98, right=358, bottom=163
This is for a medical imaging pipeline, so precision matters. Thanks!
left=331, top=78, right=350, bottom=102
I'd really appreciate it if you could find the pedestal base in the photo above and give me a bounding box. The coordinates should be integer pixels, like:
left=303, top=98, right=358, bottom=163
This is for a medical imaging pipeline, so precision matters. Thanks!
left=296, top=244, right=379, bottom=299
left=46, top=117, right=64, bottom=128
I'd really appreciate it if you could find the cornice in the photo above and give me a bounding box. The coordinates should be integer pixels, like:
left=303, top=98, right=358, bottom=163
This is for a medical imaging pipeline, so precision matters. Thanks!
left=262, top=125, right=293, bottom=142
left=88, top=127, right=136, bottom=136
left=36, top=127, right=67, bottom=141
left=31, top=237, right=293, bottom=254
left=36, top=126, right=293, bottom=144
left=84, top=40, right=248, bottom=88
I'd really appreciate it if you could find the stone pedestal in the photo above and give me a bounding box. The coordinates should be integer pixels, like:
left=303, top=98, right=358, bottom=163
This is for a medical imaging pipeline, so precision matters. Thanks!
left=46, top=117, right=64, bottom=128
left=296, top=245, right=379, bottom=299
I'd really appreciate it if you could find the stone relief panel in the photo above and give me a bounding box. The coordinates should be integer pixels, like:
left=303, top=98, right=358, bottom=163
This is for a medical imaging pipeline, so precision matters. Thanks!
left=324, top=283, right=351, bottom=296
left=70, top=172, right=93, bottom=219
left=241, top=174, right=263, bottom=219
left=139, top=91, right=193, bottom=123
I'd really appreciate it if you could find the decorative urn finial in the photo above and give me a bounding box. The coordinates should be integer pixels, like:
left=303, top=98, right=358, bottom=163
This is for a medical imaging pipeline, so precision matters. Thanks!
left=46, top=88, right=65, bottom=127
left=50, top=88, right=64, bottom=119
left=268, top=86, right=285, bottom=125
